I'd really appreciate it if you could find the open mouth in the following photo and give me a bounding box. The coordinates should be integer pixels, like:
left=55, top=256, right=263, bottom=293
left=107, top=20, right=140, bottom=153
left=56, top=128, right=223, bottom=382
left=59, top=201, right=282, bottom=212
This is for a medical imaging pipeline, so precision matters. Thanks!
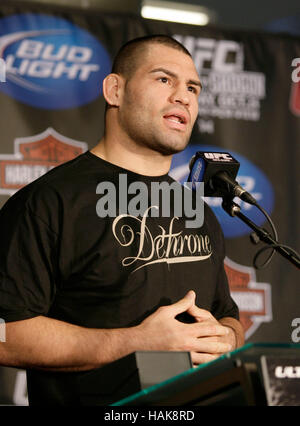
left=163, top=112, right=188, bottom=130
left=164, top=114, right=187, bottom=124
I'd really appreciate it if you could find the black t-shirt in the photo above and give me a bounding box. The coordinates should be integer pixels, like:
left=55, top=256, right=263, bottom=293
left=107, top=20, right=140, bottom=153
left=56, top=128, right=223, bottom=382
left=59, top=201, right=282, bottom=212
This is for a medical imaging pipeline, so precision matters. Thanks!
left=0, top=151, right=238, bottom=405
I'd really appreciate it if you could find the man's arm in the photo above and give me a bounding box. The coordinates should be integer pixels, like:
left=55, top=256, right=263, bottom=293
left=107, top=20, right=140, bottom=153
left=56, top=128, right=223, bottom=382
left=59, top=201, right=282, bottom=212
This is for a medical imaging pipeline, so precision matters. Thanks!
left=219, top=316, right=245, bottom=349
left=0, top=315, right=143, bottom=371
left=0, top=291, right=232, bottom=371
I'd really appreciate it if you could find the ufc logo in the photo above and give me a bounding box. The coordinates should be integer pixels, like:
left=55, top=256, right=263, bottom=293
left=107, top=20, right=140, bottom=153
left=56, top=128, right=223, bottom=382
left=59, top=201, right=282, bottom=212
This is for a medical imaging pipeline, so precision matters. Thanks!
left=204, top=152, right=232, bottom=161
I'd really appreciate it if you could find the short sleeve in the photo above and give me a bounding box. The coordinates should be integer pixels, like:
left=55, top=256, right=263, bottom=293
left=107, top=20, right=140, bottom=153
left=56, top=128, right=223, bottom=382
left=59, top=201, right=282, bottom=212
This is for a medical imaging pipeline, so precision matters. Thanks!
left=0, top=195, right=58, bottom=322
left=201, top=203, right=239, bottom=320
left=211, top=262, right=239, bottom=320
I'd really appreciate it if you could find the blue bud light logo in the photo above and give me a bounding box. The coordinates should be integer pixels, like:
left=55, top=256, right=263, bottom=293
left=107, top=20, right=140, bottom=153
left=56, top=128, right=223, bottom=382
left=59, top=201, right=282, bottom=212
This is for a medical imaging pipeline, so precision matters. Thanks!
left=170, top=145, right=274, bottom=239
left=0, top=14, right=111, bottom=109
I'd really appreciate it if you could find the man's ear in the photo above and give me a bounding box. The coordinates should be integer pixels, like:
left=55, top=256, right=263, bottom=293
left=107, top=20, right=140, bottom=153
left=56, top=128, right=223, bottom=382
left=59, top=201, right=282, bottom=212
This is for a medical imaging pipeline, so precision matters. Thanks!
left=102, top=73, right=124, bottom=107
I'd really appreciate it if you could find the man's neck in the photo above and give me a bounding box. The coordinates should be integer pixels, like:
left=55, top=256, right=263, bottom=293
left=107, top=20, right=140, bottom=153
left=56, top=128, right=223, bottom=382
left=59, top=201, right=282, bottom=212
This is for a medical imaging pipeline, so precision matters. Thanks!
left=90, top=137, right=172, bottom=177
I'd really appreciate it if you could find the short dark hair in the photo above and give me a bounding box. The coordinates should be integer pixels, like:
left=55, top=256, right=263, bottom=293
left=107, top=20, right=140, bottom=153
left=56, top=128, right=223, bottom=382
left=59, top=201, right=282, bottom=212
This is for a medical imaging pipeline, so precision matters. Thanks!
left=111, top=34, right=192, bottom=79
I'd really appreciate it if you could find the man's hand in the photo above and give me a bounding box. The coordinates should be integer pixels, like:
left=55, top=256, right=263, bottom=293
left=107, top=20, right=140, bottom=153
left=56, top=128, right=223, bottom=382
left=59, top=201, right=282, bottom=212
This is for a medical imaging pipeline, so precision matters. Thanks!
left=0, top=290, right=242, bottom=372
left=186, top=294, right=238, bottom=365
left=137, top=290, right=236, bottom=366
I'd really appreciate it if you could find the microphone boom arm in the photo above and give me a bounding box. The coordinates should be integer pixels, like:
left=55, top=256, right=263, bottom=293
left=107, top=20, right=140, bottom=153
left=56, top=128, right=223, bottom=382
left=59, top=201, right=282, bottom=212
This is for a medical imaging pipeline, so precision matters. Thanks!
left=221, top=196, right=300, bottom=270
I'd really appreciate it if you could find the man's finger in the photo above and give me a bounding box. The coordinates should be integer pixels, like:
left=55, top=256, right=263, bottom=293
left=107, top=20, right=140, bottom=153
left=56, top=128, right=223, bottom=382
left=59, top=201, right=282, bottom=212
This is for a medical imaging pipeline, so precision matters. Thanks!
left=191, top=352, right=219, bottom=366
left=190, top=321, right=229, bottom=338
left=167, top=290, right=196, bottom=317
left=186, top=304, right=213, bottom=321
left=192, top=337, right=232, bottom=354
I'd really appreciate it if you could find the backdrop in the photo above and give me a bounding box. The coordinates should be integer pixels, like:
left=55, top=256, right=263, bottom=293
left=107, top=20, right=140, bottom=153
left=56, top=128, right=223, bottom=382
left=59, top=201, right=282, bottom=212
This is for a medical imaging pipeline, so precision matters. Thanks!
left=0, top=2, right=299, bottom=405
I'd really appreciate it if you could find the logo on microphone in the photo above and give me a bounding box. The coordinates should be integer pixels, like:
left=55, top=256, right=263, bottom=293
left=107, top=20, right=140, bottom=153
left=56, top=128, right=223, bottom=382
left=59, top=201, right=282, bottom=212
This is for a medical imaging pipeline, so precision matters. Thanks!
left=170, top=144, right=274, bottom=239
left=0, top=14, right=111, bottom=109
left=204, top=153, right=233, bottom=161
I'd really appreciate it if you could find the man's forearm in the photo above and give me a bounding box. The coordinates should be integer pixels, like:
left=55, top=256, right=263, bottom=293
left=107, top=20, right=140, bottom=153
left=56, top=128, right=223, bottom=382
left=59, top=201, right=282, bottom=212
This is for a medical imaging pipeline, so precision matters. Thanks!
left=219, top=317, right=245, bottom=349
left=0, top=294, right=244, bottom=372
left=0, top=315, right=144, bottom=372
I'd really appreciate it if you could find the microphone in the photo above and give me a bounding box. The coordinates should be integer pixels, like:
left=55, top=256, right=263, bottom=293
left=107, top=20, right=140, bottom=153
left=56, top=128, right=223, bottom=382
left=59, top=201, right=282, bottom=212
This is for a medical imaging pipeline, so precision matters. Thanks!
left=188, top=152, right=300, bottom=270
left=188, top=151, right=257, bottom=206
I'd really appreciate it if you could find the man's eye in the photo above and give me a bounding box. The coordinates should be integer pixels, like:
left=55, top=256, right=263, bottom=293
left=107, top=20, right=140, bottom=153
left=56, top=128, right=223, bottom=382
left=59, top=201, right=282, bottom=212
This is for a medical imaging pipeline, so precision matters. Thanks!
left=188, top=86, right=196, bottom=93
left=159, top=77, right=169, bottom=83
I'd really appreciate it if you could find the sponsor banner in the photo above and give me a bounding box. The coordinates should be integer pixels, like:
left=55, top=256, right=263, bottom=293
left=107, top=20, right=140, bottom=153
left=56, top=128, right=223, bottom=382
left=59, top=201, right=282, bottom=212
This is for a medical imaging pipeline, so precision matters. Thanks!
left=261, top=356, right=300, bottom=405
left=224, top=257, right=272, bottom=340
left=0, top=127, right=88, bottom=195
left=174, top=34, right=266, bottom=129
left=0, top=1, right=299, bottom=405
left=290, top=82, right=300, bottom=116
left=0, top=13, right=111, bottom=109
left=290, top=58, right=300, bottom=115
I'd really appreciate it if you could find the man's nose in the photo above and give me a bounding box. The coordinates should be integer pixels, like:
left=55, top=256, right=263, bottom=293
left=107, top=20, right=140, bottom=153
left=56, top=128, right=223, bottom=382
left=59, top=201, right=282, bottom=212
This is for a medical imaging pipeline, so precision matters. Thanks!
left=169, top=84, right=189, bottom=105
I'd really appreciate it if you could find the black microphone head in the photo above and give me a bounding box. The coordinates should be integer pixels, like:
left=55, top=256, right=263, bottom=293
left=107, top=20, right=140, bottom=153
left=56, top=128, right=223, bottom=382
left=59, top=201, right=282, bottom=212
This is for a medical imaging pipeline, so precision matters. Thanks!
left=188, top=151, right=240, bottom=197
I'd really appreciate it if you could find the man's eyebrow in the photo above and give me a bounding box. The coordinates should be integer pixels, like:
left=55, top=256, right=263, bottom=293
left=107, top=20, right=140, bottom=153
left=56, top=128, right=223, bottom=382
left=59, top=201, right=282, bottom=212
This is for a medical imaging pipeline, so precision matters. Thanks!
left=149, top=67, right=202, bottom=89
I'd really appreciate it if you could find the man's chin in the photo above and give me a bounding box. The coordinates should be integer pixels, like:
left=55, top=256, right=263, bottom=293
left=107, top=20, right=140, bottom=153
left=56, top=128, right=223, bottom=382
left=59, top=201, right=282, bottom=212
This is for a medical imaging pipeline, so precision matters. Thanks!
left=157, top=140, right=190, bottom=156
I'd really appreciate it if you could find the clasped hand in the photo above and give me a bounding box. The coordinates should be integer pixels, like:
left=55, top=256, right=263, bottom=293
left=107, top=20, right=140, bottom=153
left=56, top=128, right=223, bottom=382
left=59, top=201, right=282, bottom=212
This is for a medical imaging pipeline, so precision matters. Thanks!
left=139, top=290, right=236, bottom=366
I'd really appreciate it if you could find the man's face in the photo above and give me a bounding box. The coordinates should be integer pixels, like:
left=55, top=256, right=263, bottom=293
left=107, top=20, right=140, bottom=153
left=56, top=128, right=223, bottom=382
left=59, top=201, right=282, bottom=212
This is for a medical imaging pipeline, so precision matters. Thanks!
left=118, top=44, right=201, bottom=156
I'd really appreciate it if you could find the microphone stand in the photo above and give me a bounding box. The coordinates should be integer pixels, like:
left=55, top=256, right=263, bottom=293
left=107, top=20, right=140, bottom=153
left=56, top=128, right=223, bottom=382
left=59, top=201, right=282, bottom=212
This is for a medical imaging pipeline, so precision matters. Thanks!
left=221, top=196, right=300, bottom=269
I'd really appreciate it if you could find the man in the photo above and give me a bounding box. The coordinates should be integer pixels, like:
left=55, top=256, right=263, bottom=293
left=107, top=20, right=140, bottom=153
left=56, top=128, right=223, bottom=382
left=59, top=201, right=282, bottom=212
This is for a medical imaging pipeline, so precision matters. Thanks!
left=0, top=35, right=244, bottom=405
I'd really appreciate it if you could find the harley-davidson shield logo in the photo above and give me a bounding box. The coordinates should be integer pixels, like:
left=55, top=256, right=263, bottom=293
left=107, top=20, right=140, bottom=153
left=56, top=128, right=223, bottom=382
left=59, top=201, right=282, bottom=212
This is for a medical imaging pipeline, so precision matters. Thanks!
left=224, top=257, right=272, bottom=340
left=290, top=82, right=300, bottom=116
left=0, top=128, right=88, bottom=195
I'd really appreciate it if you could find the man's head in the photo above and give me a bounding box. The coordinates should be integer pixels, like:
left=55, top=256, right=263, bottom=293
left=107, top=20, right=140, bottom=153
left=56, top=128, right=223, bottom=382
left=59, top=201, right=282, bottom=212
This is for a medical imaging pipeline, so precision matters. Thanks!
left=103, top=35, right=201, bottom=156
left=111, top=35, right=192, bottom=80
